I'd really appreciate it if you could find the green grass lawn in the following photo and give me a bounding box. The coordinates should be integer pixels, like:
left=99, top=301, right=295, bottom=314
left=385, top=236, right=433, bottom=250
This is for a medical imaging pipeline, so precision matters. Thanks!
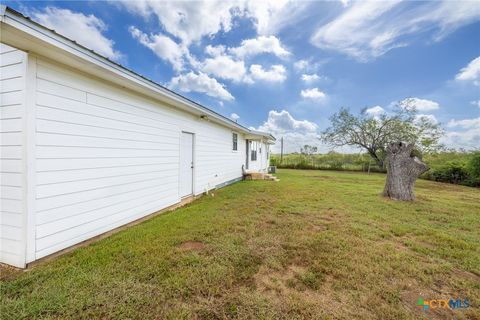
left=1, top=170, right=479, bottom=319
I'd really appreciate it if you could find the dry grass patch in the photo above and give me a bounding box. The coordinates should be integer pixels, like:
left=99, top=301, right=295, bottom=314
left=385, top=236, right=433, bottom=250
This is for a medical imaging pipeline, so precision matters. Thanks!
left=177, top=241, right=206, bottom=251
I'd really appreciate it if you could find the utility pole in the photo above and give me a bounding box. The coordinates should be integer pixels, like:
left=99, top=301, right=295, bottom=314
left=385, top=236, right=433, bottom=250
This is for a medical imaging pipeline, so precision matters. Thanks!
left=280, top=137, right=284, bottom=164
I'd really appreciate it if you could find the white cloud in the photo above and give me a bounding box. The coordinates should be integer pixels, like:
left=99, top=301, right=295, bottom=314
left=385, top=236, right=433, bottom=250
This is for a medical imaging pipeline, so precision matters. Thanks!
left=30, top=7, right=122, bottom=60
left=301, top=88, right=326, bottom=100
left=447, top=117, right=480, bottom=129
left=258, top=110, right=317, bottom=133
left=415, top=114, right=439, bottom=125
left=365, top=105, right=385, bottom=116
left=401, top=98, right=440, bottom=111
left=294, top=60, right=309, bottom=71
left=229, top=35, right=290, bottom=58
left=339, top=0, right=351, bottom=7
left=245, top=0, right=311, bottom=35
left=168, top=72, right=234, bottom=101
left=293, top=58, right=328, bottom=73
left=202, top=55, right=249, bottom=83
left=256, top=110, right=319, bottom=153
left=230, top=113, right=240, bottom=121
left=205, top=45, right=227, bottom=57
left=118, top=1, right=240, bottom=45
left=118, top=1, right=307, bottom=45
left=301, top=73, right=320, bottom=82
left=455, top=56, right=480, bottom=86
left=442, top=130, right=480, bottom=150
left=442, top=117, right=480, bottom=150
left=129, top=26, right=185, bottom=71
left=471, top=100, right=480, bottom=108
left=250, top=64, right=287, bottom=82
left=311, top=1, right=480, bottom=61
left=202, top=36, right=290, bottom=83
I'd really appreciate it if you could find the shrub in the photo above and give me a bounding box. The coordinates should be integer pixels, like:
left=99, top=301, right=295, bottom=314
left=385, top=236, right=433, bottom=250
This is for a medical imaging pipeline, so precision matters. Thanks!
left=429, top=161, right=469, bottom=184
left=467, top=152, right=480, bottom=178
left=328, top=159, right=344, bottom=170
left=465, top=152, right=480, bottom=187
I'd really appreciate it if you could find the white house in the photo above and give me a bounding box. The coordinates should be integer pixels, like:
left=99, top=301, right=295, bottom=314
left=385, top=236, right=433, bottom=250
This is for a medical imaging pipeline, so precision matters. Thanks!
left=0, top=6, right=275, bottom=268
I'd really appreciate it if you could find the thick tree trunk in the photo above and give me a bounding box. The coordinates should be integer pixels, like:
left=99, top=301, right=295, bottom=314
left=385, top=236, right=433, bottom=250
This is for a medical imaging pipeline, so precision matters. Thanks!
left=383, top=142, right=429, bottom=201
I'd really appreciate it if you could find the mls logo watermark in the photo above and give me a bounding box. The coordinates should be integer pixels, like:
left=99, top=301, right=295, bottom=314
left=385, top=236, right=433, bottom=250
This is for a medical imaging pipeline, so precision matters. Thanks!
left=417, top=297, right=470, bottom=310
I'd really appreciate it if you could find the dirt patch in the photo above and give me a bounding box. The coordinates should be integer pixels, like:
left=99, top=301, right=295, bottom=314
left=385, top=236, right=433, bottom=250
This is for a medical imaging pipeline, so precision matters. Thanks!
left=379, top=239, right=410, bottom=252
left=306, top=209, right=346, bottom=234
left=258, top=218, right=278, bottom=229
left=253, top=265, right=306, bottom=298
left=177, top=241, right=205, bottom=251
left=417, top=239, right=437, bottom=250
left=320, top=214, right=339, bottom=223
left=316, top=209, right=344, bottom=224
left=452, top=269, right=480, bottom=283
left=0, top=263, right=22, bottom=281
left=310, top=224, right=327, bottom=232
left=252, top=265, right=368, bottom=318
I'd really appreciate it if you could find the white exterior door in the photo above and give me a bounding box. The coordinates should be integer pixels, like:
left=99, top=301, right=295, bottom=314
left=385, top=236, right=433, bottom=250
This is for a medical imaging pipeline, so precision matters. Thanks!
left=180, top=132, right=194, bottom=197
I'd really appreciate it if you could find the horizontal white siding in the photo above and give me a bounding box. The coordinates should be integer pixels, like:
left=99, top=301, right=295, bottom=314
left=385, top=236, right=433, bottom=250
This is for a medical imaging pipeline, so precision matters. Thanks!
left=0, top=43, right=27, bottom=267
left=34, top=58, right=247, bottom=259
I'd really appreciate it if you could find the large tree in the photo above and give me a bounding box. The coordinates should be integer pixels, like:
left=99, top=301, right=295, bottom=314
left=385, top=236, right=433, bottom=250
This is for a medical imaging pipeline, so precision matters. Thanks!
left=321, top=99, right=444, bottom=201
left=321, top=99, right=444, bottom=168
left=382, top=142, right=429, bottom=200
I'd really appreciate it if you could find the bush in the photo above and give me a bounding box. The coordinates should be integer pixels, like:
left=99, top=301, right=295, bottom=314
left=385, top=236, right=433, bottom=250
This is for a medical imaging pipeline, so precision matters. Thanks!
left=428, top=161, right=470, bottom=184
left=328, top=159, right=344, bottom=170
left=467, top=152, right=480, bottom=178
left=465, top=152, right=480, bottom=187
left=270, top=157, right=279, bottom=167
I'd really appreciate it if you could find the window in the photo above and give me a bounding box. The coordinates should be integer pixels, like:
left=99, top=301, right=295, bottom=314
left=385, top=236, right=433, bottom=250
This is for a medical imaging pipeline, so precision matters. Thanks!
left=232, top=133, right=238, bottom=151
left=251, top=141, right=257, bottom=161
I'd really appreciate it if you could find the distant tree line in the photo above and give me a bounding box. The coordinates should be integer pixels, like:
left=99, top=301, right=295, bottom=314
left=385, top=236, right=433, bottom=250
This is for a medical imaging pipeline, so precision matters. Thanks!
left=271, top=151, right=480, bottom=187
left=273, top=145, right=480, bottom=188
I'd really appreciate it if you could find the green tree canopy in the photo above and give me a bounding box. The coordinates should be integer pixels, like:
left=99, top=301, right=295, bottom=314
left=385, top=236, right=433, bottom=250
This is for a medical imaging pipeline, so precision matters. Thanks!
left=321, top=98, right=444, bottom=167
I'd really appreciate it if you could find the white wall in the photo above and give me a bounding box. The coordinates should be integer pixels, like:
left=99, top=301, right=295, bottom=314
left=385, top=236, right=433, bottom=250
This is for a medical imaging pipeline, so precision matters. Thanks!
left=32, top=57, right=247, bottom=259
left=263, top=143, right=271, bottom=170
left=248, top=140, right=270, bottom=172
left=0, top=43, right=27, bottom=267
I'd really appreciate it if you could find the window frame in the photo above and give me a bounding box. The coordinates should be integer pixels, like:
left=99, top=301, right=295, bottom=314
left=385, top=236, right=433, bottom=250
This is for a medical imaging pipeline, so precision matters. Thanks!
left=250, top=141, right=258, bottom=161
left=232, top=132, right=238, bottom=151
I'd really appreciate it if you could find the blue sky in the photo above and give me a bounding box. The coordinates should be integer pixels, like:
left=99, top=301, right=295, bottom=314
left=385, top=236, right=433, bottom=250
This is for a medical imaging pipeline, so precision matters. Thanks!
left=6, top=0, right=480, bottom=152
